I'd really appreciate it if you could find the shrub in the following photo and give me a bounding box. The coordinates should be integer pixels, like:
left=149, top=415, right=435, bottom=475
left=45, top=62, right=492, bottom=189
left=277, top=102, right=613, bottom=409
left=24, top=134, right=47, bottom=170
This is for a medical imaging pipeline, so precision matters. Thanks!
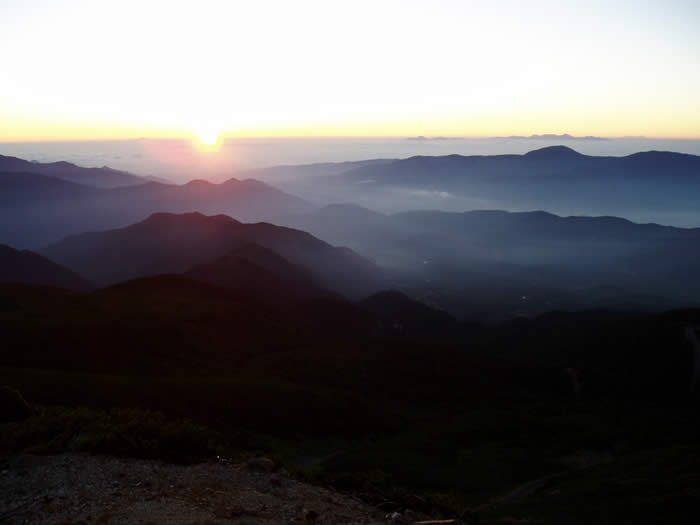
left=0, top=406, right=224, bottom=463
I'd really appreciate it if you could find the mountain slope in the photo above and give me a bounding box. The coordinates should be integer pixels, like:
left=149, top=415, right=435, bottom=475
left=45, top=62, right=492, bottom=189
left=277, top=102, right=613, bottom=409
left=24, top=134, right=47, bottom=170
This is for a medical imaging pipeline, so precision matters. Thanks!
left=279, top=205, right=700, bottom=316
left=233, top=158, right=398, bottom=184
left=43, top=212, right=384, bottom=298
left=0, top=163, right=316, bottom=248
left=360, top=290, right=457, bottom=337
left=0, top=154, right=148, bottom=188
left=184, top=242, right=333, bottom=303
left=0, top=244, right=91, bottom=290
left=0, top=171, right=100, bottom=207
left=522, top=144, right=585, bottom=159
left=339, top=146, right=700, bottom=185
left=306, top=146, right=700, bottom=221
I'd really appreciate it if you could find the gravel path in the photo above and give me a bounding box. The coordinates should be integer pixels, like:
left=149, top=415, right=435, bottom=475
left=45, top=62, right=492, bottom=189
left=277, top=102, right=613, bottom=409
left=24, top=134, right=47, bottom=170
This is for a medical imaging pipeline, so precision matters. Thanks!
left=0, top=454, right=385, bottom=525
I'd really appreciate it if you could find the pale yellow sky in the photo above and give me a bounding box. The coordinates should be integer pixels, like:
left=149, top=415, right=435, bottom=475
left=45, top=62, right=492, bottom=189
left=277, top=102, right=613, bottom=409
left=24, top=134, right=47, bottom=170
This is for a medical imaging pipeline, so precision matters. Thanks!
left=1, top=0, right=699, bottom=142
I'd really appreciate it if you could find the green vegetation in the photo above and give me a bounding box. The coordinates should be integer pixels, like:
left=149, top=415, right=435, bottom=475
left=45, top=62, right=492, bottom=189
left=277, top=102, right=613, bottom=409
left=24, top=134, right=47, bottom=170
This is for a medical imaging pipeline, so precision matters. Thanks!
left=0, top=406, right=223, bottom=463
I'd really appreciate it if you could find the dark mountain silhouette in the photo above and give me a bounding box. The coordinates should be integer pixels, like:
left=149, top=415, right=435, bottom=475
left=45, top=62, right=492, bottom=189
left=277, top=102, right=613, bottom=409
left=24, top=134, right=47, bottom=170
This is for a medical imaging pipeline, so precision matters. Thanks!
left=522, top=145, right=584, bottom=158
left=0, top=154, right=148, bottom=188
left=184, top=242, right=334, bottom=303
left=43, top=212, right=384, bottom=299
left=0, top=273, right=384, bottom=375
left=7, top=271, right=694, bottom=403
left=97, top=273, right=375, bottom=339
left=0, top=163, right=316, bottom=248
left=360, top=290, right=457, bottom=337
left=3, top=275, right=700, bottom=524
left=0, top=244, right=91, bottom=290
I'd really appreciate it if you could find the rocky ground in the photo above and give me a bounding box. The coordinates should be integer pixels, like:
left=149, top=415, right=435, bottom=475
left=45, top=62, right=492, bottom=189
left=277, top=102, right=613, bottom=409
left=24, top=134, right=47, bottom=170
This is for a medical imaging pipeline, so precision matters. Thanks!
left=0, top=454, right=388, bottom=525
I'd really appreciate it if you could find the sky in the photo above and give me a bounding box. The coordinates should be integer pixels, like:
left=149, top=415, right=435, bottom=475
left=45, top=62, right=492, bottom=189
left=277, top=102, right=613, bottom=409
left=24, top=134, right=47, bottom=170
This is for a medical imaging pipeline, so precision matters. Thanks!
left=1, top=0, right=699, bottom=142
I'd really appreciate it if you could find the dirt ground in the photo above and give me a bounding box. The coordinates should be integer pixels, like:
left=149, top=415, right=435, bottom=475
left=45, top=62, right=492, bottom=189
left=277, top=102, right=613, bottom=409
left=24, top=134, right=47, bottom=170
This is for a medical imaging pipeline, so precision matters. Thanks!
left=0, top=453, right=387, bottom=525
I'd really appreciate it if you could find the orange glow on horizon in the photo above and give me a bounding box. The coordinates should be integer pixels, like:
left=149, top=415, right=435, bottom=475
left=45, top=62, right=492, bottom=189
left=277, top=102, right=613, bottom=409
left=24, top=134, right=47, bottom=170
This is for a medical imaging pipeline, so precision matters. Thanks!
left=2, top=120, right=700, bottom=143
left=1, top=108, right=699, bottom=143
left=2, top=2, right=699, bottom=144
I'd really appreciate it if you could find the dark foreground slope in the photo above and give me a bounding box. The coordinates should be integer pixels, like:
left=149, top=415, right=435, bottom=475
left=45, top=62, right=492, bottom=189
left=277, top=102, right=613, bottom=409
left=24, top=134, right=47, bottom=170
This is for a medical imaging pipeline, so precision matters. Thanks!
left=0, top=453, right=385, bottom=525
left=0, top=244, right=91, bottom=290
left=1, top=278, right=697, bottom=420
left=1, top=277, right=700, bottom=524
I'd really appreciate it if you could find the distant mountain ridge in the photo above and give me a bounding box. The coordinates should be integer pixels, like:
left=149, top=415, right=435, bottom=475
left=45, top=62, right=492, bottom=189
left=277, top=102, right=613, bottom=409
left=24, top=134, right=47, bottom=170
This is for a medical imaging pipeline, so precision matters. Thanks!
left=339, top=146, right=700, bottom=183
left=283, top=203, right=700, bottom=249
left=523, top=145, right=585, bottom=158
left=316, top=145, right=700, bottom=222
left=233, top=158, right=397, bottom=184
left=278, top=204, right=700, bottom=318
left=0, top=161, right=316, bottom=249
left=248, top=145, right=700, bottom=222
left=497, top=134, right=608, bottom=141
left=0, top=154, right=150, bottom=188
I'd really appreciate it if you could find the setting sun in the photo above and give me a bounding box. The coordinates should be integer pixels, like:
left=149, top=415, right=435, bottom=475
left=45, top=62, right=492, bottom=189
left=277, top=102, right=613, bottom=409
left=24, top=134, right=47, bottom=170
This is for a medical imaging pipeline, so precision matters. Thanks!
left=195, top=127, right=221, bottom=148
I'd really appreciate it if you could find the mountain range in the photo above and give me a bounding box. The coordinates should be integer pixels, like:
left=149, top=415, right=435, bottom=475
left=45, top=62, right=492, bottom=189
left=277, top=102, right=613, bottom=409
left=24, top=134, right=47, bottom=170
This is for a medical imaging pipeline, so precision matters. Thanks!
left=0, top=154, right=152, bottom=188
left=4, top=147, right=700, bottom=319
left=337, top=146, right=700, bottom=186
left=183, top=242, right=334, bottom=303
left=278, top=204, right=700, bottom=318
left=263, top=146, right=700, bottom=223
left=42, top=212, right=384, bottom=299
left=0, top=166, right=315, bottom=248
left=2, top=147, right=700, bottom=525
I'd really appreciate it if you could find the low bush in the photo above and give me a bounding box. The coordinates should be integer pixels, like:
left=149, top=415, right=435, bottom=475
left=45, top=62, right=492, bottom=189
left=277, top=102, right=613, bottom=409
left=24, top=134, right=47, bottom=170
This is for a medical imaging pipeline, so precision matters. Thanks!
left=0, top=406, right=224, bottom=463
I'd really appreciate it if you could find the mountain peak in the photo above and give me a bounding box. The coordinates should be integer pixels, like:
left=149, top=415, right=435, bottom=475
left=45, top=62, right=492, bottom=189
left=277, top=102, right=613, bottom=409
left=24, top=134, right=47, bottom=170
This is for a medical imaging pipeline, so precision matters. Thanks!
left=139, top=211, right=242, bottom=228
left=320, top=203, right=386, bottom=218
left=524, top=145, right=584, bottom=158
left=184, top=179, right=213, bottom=187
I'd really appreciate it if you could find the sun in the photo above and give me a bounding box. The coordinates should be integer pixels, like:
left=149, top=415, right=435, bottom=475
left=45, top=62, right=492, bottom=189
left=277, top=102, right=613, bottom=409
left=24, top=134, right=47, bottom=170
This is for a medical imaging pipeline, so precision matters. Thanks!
left=194, top=126, right=221, bottom=149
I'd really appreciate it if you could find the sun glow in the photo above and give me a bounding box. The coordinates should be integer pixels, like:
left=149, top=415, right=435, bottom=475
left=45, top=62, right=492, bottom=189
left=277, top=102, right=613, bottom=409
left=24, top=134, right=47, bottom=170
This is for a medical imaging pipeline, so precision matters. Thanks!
left=196, top=127, right=220, bottom=147
left=2, top=1, right=700, bottom=141
left=192, top=125, right=224, bottom=151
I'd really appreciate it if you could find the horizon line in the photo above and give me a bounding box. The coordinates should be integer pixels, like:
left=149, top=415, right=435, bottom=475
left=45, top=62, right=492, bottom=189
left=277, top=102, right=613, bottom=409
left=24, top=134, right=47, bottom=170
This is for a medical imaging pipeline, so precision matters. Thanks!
left=3, top=134, right=700, bottom=144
